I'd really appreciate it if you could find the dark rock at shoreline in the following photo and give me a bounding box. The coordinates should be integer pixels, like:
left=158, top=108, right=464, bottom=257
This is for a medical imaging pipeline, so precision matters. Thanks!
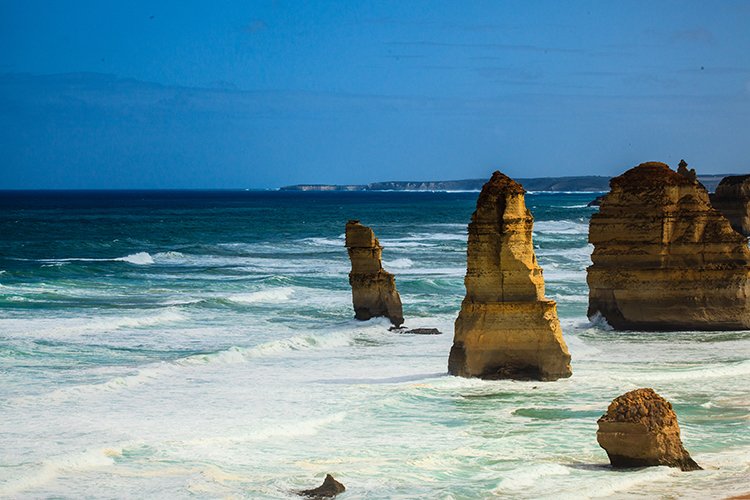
left=448, top=171, right=572, bottom=381
left=597, top=388, right=701, bottom=472
left=389, top=327, right=442, bottom=334
left=345, top=220, right=404, bottom=327
left=298, top=474, right=346, bottom=498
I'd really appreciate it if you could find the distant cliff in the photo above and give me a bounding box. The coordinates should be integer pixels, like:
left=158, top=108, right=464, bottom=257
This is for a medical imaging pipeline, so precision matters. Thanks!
left=281, top=176, right=610, bottom=192
left=280, top=174, right=733, bottom=193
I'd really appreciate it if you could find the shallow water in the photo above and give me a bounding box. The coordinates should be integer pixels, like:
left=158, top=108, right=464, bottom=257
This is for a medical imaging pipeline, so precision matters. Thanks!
left=0, top=191, right=748, bottom=498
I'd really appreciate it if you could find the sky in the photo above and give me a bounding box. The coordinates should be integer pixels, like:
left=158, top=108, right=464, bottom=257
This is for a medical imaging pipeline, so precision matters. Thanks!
left=1, top=0, right=749, bottom=189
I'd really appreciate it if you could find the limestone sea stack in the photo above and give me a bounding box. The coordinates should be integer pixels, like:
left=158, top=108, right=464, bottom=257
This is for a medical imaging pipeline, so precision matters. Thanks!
left=345, top=220, right=404, bottom=327
left=587, top=162, right=750, bottom=331
left=448, top=171, right=572, bottom=380
left=597, top=388, right=701, bottom=471
left=710, top=174, right=750, bottom=236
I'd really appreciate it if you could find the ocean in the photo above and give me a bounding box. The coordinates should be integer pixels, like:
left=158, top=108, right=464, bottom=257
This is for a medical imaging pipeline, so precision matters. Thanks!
left=0, top=190, right=748, bottom=499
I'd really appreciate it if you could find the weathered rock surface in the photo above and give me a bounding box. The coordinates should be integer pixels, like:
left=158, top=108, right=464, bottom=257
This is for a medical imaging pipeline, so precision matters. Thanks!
left=587, top=162, right=750, bottom=331
left=710, top=174, right=750, bottom=236
left=448, top=171, right=572, bottom=380
left=298, top=474, right=346, bottom=498
left=597, top=388, right=701, bottom=471
left=345, top=220, right=404, bottom=327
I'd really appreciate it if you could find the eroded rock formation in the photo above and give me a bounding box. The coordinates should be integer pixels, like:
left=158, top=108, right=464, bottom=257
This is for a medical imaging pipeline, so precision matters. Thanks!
left=710, top=174, right=750, bottom=236
left=448, top=171, right=572, bottom=380
left=587, top=162, right=750, bottom=330
left=345, top=220, right=404, bottom=327
left=597, top=388, right=701, bottom=471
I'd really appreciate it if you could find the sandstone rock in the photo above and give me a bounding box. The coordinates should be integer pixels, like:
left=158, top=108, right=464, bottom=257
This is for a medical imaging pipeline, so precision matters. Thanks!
left=597, top=388, right=701, bottom=471
left=345, top=220, right=404, bottom=327
left=587, top=162, right=750, bottom=331
left=710, top=174, right=750, bottom=236
left=448, top=171, right=572, bottom=380
left=298, top=474, right=346, bottom=498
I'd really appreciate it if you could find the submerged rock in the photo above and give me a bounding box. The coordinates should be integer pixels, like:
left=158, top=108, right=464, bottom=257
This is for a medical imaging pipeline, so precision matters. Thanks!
left=298, top=474, right=346, bottom=498
left=389, top=327, right=442, bottom=335
left=710, top=174, right=750, bottom=236
left=587, top=162, right=750, bottom=331
left=448, top=171, right=572, bottom=381
left=597, top=388, right=701, bottom=471
left=345, top=220, right=404, bottom=327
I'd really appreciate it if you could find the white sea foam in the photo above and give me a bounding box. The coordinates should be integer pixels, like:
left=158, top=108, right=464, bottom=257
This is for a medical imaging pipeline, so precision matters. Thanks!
left=300, top=237, right=345, bottom=247
left=0, top=448, right=116, bottom=496
left=534, top=220, right=589, bottom=235
left=634, top=360, right=750, bottom=382
left=494, top=463, right=570, bottom=492
left=27, top=252, right=155, bottom=266
left=115, top=252, right=154, bottom=265
left=152, top=251, right=186, bottom=262
left=383, top=258, right=413, bottom=269
left=176, top=412, right=347, bottom=448
left=21, top=330, right=357, bottom=402
left=227, top=287, right=295, bottom=304
left=0, top=310, right=185, bottom=339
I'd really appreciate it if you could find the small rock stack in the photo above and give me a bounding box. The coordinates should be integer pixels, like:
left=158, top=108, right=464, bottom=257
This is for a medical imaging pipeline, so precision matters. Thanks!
left=345, top=220, right=404, bottom=327
left=597, top=388, right=701, bottom=471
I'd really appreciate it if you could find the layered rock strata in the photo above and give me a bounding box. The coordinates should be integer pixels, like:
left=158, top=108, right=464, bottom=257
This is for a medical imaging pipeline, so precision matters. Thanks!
left=587, top=162, right=750, bottom=330
left=710, top=174, right=750, bottom=236
left=345, top=220, right=404, bottom=327
left=448, top=171, right=572, bottom=380
left=597, top=388, right=701, bottom=471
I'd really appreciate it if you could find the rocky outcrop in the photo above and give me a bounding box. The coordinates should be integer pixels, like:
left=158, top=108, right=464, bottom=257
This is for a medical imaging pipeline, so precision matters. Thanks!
left=390, top=327, right=442, bottom=335
left=448, top=171, right=572, bottom=381
left=677, top=159, right=698, bottom=183
left=710, top=174, right=750, bottom=236
left=597, top=388, right=701, bottom=471
left=298, top=474, right=346, bottom=498
left=587, top=162, right=750, bottom=331
left=345, top=220, right=404, bottom=327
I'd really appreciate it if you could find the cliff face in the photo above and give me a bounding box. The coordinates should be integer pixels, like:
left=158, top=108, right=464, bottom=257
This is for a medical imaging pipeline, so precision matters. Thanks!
left=448, top=171, right=572, bottom=381
left=345, top=220, right=404, bottom=327
left=710, top=174, right=750, bottom=236
left=597, top=388, right=701, bottom=471
left=587, top=162, right=750, bottom=331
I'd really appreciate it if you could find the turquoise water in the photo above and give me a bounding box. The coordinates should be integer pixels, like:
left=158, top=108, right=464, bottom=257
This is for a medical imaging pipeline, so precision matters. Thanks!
left=0, top=191, right=748, bottom=498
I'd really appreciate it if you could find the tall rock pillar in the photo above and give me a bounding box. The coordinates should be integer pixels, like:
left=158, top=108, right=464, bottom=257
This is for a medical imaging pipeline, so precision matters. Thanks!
left=448, top=171, right=572, bottom=380
left=345, top=220, right=404, bottom=327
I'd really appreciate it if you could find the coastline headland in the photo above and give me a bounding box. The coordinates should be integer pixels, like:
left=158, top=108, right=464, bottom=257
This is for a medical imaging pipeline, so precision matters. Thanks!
left=280, top=173, right=735, bottom=193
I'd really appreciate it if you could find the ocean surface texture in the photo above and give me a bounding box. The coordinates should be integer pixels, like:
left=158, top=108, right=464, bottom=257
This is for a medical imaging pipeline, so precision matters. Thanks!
left=0, top=191, right=748, bottom=499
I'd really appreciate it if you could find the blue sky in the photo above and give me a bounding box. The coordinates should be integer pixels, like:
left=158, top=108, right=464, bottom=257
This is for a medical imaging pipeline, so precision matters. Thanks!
left=1, top=0, right=749, bottom=188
